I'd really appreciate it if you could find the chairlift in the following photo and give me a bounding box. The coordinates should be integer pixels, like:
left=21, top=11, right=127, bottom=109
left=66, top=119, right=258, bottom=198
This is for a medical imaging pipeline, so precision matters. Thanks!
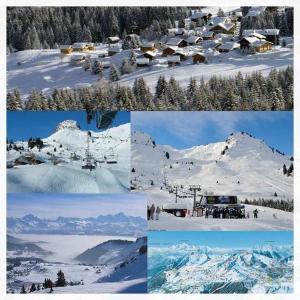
left=105, top=147, right=118, bottom=164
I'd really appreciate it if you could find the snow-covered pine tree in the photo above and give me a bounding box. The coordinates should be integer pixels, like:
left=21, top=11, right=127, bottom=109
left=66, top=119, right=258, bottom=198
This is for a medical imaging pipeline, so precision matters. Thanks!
left=110, top=64, right=120, bottom=81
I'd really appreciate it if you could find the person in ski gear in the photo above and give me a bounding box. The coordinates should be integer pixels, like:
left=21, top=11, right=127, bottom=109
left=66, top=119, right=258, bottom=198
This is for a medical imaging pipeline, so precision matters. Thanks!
left=155, top=206, right=161, bottom=220
left=150, top=204, right=155, bottom=220
left=253, top=209, right=258, bottom=218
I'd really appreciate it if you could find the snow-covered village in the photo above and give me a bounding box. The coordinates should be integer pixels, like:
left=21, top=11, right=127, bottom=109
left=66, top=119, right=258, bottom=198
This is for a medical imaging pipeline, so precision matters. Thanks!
left=7, top=193, right=147, bottom=294
left=131, top=111, right=293, bottom=231
left=7, top=6, right=293, bottom=110
left=6, top=111, right=131, bottom=193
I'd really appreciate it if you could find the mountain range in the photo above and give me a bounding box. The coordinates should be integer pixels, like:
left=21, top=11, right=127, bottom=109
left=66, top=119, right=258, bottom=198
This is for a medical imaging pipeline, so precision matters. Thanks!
left=7, top=213, right=147, bottom=237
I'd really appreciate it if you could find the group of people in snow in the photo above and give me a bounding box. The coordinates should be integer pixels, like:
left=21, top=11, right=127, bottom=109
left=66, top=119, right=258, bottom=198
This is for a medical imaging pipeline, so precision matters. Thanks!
left=205, top=207, right=245, bottom=219
left=148, top=204, right=161, bottom=220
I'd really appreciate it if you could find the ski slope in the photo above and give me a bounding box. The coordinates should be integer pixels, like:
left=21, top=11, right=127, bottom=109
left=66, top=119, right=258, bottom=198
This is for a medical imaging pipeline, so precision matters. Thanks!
left=7, top=120, right=130, bottom=193
left=132, top=130, right=293, bottom=200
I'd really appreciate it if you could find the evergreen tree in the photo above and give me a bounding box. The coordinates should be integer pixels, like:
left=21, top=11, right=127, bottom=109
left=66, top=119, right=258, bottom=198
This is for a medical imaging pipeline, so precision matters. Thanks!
left=29, top=283, right=36, bottom=293
left=20, top=285, right=27, bottom=294
left=56, top=270, right=66, bottom=287
left=110, top=64, right=120, bottom=81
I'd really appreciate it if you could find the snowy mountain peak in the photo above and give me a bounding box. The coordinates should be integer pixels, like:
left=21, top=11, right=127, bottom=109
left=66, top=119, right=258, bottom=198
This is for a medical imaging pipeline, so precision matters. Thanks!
left=54, top=120, right=80, bottom=132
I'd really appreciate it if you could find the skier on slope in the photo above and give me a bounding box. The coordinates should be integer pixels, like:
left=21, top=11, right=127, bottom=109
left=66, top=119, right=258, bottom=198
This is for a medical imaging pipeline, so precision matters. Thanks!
left=253, top=209, right=258, bottom=219
left=156, top=206, right=161, bottom=220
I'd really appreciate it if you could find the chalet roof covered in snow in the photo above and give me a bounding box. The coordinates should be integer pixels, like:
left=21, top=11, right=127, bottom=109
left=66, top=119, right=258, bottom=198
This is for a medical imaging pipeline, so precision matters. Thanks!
left=107, top=36, right=120, bottom=42
left=141, top=42, right=155, bottom=47
left=167, top=37, right=185, bottom=46
left=202, top=31, right=214, bottom=38
left=209, top=22, right=235, bottom=31
left=186, top=35, right=202, bottom=44
left=143, top=50, right=157, bottom=57
left=208, top=16, right=230, bottom=26
left=163, top=45, right=178, bottom=51
left=136, top=57, right=150, bottom=65
left=218, top=42, right=240, bottom=51
left=73, top=42, right=88, bottom=48
left=241, top=36, right=273, bottom=46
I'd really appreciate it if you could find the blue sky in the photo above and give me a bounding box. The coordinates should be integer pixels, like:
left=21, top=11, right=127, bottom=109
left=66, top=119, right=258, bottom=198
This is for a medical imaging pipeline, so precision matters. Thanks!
left=132, top=112, right=293, bottom=155
left=148, top=231, right=293, bottom=248
left=7, top=193, right=146, bottom=219
left=7, top=111, right=130, bottom=140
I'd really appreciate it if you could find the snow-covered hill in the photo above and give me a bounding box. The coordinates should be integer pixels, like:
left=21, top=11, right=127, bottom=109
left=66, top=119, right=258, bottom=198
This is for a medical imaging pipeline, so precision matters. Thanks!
left=7, top=120, right=130, bottom=193
left=132, top=130, right=293, bottom=200
left=7, top=213, right=146, bottom=237
left=148, top=243, right=293, bottom=293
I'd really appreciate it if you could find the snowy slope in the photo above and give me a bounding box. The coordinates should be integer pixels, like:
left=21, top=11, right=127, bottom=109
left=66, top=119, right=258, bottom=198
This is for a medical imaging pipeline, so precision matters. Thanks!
left=148, top=243, right=293, bottom=294
left=132, top=130, right=293, bottom=200
left=7, top=44, right=293, bottom=97
left=7, top=120, right=130, bottom=193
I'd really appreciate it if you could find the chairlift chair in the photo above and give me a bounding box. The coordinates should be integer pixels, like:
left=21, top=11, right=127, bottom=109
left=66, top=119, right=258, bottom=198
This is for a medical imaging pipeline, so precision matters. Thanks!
left=105, top=147, right=118, bottom=164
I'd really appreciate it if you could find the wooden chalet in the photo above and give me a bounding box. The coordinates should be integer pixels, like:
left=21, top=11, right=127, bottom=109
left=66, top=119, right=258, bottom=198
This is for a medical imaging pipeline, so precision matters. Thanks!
left=202, top=31, right=215, bottom=40
left=107, top=36, right=120, bottom=44
left=192, top=52, right=206, bottom=64
left=167, top=55, right=181, bottom=66
left=186, top=35, right=202, bottom=45
left=73, top=42, right=89, bottom=52
left=162, top=46, right=178, bottom=56
left=173, top=50, right=189, bottom=61
left=167, top=37, right=188, bottom=48
left=239, top=36, right=273, bottom=52
left=143, top=50, right=157, bottom=61
left=140, top=42, right=155, bottom=52
left=60, top=45, right=73, bottom=55
left=209, top=22, right=235, bottom=34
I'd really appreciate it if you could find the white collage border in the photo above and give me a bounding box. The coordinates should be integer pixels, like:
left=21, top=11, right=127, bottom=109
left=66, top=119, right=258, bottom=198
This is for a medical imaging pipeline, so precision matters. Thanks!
left=0, top=0, right=299, bottom=299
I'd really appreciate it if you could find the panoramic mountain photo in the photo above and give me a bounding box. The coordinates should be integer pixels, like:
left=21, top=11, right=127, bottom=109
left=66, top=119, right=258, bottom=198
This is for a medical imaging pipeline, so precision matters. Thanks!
left=7, top=111, right=130, bottom=193
left=7, top=193, right=147, bottom=294
left=148, top=231, right=293, bottom=294
left=7, top=6, right=293, bottom=111
left=131, top=111, right=293, bottom=230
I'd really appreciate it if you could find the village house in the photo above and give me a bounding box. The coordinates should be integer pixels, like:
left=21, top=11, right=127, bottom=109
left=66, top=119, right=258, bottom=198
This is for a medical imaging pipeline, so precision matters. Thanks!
left=192, top=52, right=206, bottom=64
left=190, top=11, right=210, bottom=24
left=59, top=45, right=73, bottom=55
left=217, top=42, right=240, bottom=53
left=72, top=42, right=89, bottom=52
left=107, top=36, right=120, bottom=44
left=242, top=29, right=280, bottom=45
left=140, top=42, right=156, bottom=52
left=173, top=49, right=189, bottom=61
left=86, top=43, right=96, bottom=51
left=167, top=55, right=181, bottom=66
left=143, top=50, right=157, bottom=61
left=14, top=153, right=44, bottom=166
left=136, top=57, right=150, bottom=67
left=239, top=36, right=273, bottom=52
left=162, top=45, right=178, bottom=56
left=209, top=22, right=235, bottom=35
left=167, top=37, right=188, bottom=48
left=201, top=31, right=215, bottom=40
left=186, top=35, right=202, bottom=45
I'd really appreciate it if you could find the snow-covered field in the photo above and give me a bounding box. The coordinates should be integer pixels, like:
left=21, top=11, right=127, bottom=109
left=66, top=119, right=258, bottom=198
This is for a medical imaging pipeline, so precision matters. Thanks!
left=7, top=233, right=147, bottom=294
left=148, top=243, right=293, bottom=293
left=7, top=120, right=130, bottom=193
left=7, top=45, right=293, bottom=98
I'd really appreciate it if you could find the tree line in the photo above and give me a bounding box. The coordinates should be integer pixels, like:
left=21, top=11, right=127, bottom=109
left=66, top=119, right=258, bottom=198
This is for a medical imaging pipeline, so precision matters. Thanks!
left=243, top=198, right=293, bottom=212
left=7, top=66, right=293, bottom=111
left=240, top=7, right=293, bottom=36
left=7, top=7, right=188, bottom=51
